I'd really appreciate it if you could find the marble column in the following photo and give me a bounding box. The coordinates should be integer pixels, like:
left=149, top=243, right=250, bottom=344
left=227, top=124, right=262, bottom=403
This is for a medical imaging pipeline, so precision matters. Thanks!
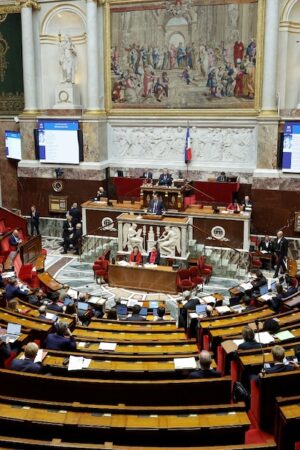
left=86, top=0, right=100, bottom=111
left=20, top=0, right=39, bottom=112
left=261, top=0, right=280, bottom=114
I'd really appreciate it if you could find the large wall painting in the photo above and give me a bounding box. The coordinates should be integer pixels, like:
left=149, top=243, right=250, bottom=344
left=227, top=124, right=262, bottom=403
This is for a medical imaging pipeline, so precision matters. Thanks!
left=109, top=0, right=259, bottom=110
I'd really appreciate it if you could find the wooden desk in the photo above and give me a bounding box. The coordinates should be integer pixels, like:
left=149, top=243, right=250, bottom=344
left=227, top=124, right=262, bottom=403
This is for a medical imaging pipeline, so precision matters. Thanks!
left=37, top=272, right=63, bottom=291
left=73, top=327, right=188, bottom=343
left=0, top=395, right=249, bottom=447
left=141, top=185, right=184, bottom=211
left=0, top=308, right=53, bottom=334
left=108, top=264, right=178, bottom=294
left=0, top=369, right=233, bottom=407
left=275, top=396, right=300, bottom=450
left=88, top=321, right=178, bottom=332
left=19, top=235, right=42, bottom=265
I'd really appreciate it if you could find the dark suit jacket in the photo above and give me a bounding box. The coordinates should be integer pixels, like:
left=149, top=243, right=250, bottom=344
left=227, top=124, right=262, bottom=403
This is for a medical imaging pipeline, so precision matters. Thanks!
left=47, top=303, right=63, bottom=313
left=265, top=363, right=295, bottom=374
left=142, top=172, right=153, bottom=179
left=44, top=333, right=76, bottom=351
left=282, top=287, right=298, bottom=298
left=30, top=211, right=40, bottom=224
left=62, top=220, right=74, bottom=240
left=238, top=340, right=261, bottom=350
left=188, top=368, right=221, bottom=379
left=148, top=199, right=164, bottom=215
left=259, top=240, right=274, bottom=252
left=10, top=358, right=43, bottom=374
left=5, top=284, right=27, bottom=300
left=147, top=251, right=160, bottom=265
left=9, top=234, right=20, bottom=248
left=273, top=237, right=288, bottom=257
left=125, top=314, right=146, bottom=322
left=158, top=173, right=172, bottom=186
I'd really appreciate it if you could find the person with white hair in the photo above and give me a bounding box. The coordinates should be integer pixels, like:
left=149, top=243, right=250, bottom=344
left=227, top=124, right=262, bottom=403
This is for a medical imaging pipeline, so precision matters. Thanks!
left=188, top=350, right=221, bottom=379
left=10, top=342, right=43, bottom=373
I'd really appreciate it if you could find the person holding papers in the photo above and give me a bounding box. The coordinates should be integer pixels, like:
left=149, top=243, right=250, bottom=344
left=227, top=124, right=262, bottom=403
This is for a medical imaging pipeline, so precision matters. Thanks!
left=129, top=246, right=143, bottom=265
left=188, top=350, right=221, bottom=379
left=147, top=245, right=160, bottom=265
left=241, top=195, right=252, bottom=212
left=44, top=321, right=76, bottom=351
left=148, top=194, right=164, bottom=215
left=273, top=230, right=288, bottom=278
left=10, top=342, right=43, bottom=374
left=260, top=345, right=299, bottom=376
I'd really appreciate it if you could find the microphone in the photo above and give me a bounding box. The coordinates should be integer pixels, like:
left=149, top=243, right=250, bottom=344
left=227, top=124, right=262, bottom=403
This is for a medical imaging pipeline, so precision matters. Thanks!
left=255, top=319, right=266, bottom=372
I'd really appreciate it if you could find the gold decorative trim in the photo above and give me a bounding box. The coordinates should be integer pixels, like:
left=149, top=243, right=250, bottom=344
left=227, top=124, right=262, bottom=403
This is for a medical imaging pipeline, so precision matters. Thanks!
left=0, top=92, right=24, bottom=114
left=0, top=5, right=21, bottom=13
left=104, top=0, right=264, bottom=117
left=19, top=0, right=40, bottom=10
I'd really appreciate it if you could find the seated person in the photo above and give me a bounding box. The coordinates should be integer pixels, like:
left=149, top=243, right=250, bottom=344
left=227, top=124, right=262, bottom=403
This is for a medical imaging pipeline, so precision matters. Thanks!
left=238, top=326, right=261, bottom=350
left=44, top=321, right=76, bottom=351
left=147, top=245, right=160, bottom=265
left=9, top=229, right=22, bottom=248
left=259, top=235, right=273, bottom=253
left=154, top=306, right=166, bottom=321
left=148, top=194, right=164, bottom=215
left=262, top=317, right=280, bottom=335
left=129, top=246, right=143, bottom=265
left=95, top=186, right=107, bottom=200
left=126, top=304, right=146, bottom=322
left=216, top=171, right=227, bottom=182
left=107, top=308, right=118, bottom=320
left=28, top=288, right=46, bottom=306
left=0, top=340, right=12, bottom=368
left=260, top=345, right=299, bottom=375
left=142, top=169, right=153, bottom=180
left=242, top=195, right=252, bottom=212
left=251, top=270, right=267, bottom=292
left=38, top=305, right=48, bottom=320
left=227, top=199, right=241, bottom=212
left=5, top=277, right=28, bottom=301
left=7, top=299, right=21, bottom=313
left=47, top=293, right=64, bottom=313
left=267, top=284, right=283, bottom=312
left=10, top=342, right=43, bottom=374
left=188, top=350, right=221, bottom=378
left=241, top=295, right=256, bottom=311
left=282, top=275, right=298, bottom=298
left=158, top=168, right=172, bottom=186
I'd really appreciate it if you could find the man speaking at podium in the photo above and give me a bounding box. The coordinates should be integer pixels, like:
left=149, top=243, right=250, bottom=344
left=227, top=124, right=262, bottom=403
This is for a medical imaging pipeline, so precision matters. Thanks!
left=148, top=194, right=164, bottom=215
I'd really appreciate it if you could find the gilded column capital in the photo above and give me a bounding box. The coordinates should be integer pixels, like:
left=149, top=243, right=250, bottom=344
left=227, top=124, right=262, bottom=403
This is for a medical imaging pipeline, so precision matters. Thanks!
left=19, top=0, right=40, bottom=10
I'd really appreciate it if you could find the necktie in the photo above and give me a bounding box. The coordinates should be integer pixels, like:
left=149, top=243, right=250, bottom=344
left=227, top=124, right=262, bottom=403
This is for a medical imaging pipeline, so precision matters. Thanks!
left=154, top=202, right=157, bottom=213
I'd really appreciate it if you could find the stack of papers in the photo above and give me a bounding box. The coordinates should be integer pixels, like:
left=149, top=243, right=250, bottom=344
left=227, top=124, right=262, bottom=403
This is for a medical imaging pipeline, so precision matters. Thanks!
left=201, top=296, right=216, bottom=304
left=1, top=271, right=15, bottom=279
left=88, top=297, right=106, bottom=305
left=99, top=342, right=117, bottom=351
left=254, top=332, right=274, bottom=344
left=174, top=357, right=197, bottom=370
left=259, top=294, right=273, bottom=301
left=215, top=306, right=231, bottom=314
left=68, top=356, right=91, bottom=371
left=240, top=282, right=253, bottom=290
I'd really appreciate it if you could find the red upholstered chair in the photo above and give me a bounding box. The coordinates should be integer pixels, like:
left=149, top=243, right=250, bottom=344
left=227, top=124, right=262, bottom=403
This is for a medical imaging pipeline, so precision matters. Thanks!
left=189, top=267, right=204, bottom=290
left=176, top=269, right=194, bottom=291
left=0, top=219, right=11, bottom=235
left=0, top=235, right=15, bottom=265
left=93, top=259, right=109, bottom=284
left=249, top=252, right=262, bottom=270
left=13, top=254, right=40, bottom=289
left=197, top=256, right=213, bottom=282
left=4, top=351, right=17, bottom=369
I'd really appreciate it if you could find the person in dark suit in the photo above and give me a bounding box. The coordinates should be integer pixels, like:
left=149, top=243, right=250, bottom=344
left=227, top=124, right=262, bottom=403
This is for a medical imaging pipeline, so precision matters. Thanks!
left=148, top=194, right=164, bottom=215
left=238, top=326, right=261, bottom=350
left=158, top=169, right=172, bottom=186
left=10, top=342, right=43, bottom=374
left=241, top=195, right=252, bottom=212
left=251, top=270, right=267, bottom=292
left=5, top=278, right=27, bottom=300
left=95, top=187, right=107, bottom=200
left=62, top=215, right=74, bottom=254
left=44, top=321, right=76, bottom=351
left=126, top=304, right=146, bottom=322
left=147, top=245, right=160, bottom=265
left=273, top=231, right=288, bottom=278
left=29, top=205, right=40, bottom=236
left=259, top=235, right=274, bottom=253
left=267, top=284, right=284, bottom=312
left=188, top=350, right=221, bottom=378
left=9, top=229, right=22, bottom=248
left=47, top=293, right=64, bottom=313
left=282, top=276, right=298, bottom=298
left=216, top=171, right=227, bottom=182
left=0, top=340, right=11, bottom=368
left=142, top=170, right=153, bottom=180
left=68, top=203, right=81, bottom=226
left=72, top=223, right=82, bottom=255
left=260, top=345, right=299, bottom=375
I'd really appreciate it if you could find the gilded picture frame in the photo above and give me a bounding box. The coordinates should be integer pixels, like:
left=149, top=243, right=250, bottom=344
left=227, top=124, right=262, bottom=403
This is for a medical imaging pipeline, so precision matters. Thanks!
left=104, top=0, right=265, bottom=116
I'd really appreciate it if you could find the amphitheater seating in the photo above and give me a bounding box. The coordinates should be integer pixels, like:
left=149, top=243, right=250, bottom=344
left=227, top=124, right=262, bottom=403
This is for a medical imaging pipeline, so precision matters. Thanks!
left=275, top=395, right=300, bottom=450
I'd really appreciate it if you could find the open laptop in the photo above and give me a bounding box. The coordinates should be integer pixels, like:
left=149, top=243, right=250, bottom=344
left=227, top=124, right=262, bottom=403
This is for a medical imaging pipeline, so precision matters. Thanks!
left=116, top=304, right=128, bottom=318
left=259, top=284, right=269, bottom=296
left=1, top=323, right=21, bottom=343
left=196, top=304, right=207, bottom=315
left=64, top=298, right=74, bottom=307
left=77, top=302, right=89, bottom=314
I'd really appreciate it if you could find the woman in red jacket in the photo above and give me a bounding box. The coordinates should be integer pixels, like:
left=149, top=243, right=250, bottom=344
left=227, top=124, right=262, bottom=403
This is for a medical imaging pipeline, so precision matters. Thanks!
left=129, top=246, right=143, bottom=265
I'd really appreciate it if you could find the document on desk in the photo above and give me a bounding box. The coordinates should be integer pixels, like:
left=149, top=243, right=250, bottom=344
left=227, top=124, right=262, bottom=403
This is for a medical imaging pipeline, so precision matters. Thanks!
left=34, top=349, right=48, bottom=363
left=68, top=356, right=84, bottom=371
left=274, top=330, right=295, bottom=341
left=232, top=339, right=244, bottom=347
left=201, top=296, right=216, bottom=304
left=254, top=332, right=274, bottom=344
left=174, top=357, right=197, bottom=370
left=99, top=342, right=117, bottom=351
left=259, top=294, right=273, bottom=301
left=240, top=282, right=253, bottom=290
left=215, top=306, right=231, bottom=314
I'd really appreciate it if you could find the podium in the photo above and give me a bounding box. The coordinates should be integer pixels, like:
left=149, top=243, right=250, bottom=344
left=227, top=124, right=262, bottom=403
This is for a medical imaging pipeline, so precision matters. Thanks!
left=117, top=213, right=191, bottom=261
left=140, top=185, right=184, bottom=211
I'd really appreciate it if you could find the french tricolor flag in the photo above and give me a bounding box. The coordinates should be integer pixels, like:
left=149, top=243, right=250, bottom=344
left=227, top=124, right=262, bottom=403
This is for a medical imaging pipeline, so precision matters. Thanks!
left=184, top=127, right=192, bottom=163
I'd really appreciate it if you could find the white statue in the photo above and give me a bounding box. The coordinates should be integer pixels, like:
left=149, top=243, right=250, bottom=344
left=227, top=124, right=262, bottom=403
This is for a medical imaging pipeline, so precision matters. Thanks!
left=127, top=223, right=143, bottom=252
left=59, top=35, right=77, bottom=84
left=158, top=226, right=176, bottom=256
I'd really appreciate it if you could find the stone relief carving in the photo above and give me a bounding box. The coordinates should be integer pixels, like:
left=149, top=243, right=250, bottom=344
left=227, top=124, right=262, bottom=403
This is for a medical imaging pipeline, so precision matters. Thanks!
left=111, top=126, right=256, bottom=166
left=158, top=226, right=181, bottom=257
